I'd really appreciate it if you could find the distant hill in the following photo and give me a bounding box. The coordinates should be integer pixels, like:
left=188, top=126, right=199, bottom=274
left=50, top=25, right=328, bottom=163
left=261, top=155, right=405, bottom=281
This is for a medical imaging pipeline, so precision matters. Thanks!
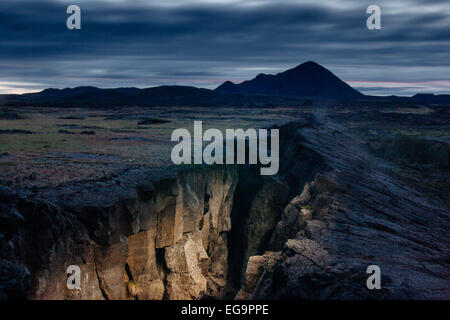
left=0, top=85, right=303, bottom=108
left=0, top=86, right=214, bottom=107
left=411, top=93, right=450, bottom=104
left=215, top=61, right=364, bottom=100
left=359, top=93, right=450, bottom=105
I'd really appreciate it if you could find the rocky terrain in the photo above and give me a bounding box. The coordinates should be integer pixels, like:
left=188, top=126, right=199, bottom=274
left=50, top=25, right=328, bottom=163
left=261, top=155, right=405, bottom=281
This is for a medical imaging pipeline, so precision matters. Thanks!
left=0, top=110, right=449, bottom=300
left=237, top=115, right=449, bottom=299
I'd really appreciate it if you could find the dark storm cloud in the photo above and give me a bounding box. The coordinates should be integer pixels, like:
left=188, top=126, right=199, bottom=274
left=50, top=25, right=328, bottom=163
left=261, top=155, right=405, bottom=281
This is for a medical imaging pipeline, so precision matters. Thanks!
left=0, top=0, right=449, bottom=95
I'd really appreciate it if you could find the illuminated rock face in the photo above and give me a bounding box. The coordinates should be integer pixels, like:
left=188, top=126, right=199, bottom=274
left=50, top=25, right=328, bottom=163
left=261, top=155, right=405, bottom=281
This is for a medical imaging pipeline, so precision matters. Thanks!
left=126, top=230, right=165, bottom=300
left=6, top=165, right=240, bottom=300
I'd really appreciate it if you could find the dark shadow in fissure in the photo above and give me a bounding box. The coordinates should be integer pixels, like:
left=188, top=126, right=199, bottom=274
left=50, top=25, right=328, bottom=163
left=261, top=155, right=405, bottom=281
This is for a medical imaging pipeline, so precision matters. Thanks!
left=226, top=165, right=262, bottom=296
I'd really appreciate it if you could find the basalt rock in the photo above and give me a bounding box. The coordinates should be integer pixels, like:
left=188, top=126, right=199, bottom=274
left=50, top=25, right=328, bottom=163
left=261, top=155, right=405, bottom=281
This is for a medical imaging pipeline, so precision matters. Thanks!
left=236, top=119, right=450, bottom=300
left=0, top=165, right=243, bottom=299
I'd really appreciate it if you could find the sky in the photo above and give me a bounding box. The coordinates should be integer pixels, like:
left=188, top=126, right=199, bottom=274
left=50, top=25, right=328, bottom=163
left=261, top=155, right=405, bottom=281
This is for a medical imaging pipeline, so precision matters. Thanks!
left=0, top=0, right=449, bottom=96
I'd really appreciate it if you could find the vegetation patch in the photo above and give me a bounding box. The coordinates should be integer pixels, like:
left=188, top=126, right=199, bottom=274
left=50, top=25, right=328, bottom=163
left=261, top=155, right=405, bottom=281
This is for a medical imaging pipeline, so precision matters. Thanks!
left=373, top=133, right=449, bottom=171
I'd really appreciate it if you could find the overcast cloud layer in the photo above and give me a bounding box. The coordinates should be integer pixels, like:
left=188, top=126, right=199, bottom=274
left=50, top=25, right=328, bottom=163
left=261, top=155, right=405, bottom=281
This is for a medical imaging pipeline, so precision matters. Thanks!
left=0, top=0, right=449, bottom=95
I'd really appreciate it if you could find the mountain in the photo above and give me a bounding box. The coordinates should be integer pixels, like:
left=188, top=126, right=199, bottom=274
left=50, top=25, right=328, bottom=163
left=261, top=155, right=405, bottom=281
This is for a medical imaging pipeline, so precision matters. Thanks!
left=0, top=85, right=303, bottom=108
left=215, top=61, right=364, bottom=100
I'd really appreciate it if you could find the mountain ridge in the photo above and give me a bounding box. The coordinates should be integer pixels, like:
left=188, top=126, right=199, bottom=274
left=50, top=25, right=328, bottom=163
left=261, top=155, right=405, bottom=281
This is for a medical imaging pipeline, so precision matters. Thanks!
left=1, top=62, right=449, bottom=106
left=0, top=85, right=303, bottom=107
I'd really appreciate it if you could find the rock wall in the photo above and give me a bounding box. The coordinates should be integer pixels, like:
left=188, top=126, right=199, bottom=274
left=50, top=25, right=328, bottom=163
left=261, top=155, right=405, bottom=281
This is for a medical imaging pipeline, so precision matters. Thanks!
left=0, top=165, right=243, bottom=300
